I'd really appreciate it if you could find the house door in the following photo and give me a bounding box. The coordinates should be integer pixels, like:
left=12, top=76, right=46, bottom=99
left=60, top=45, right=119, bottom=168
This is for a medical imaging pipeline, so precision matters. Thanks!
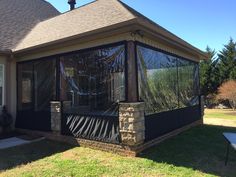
left=16, top=59, right=56, bottom=131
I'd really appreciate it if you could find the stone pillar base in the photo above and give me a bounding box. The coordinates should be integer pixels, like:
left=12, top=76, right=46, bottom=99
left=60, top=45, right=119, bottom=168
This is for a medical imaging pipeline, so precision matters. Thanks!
left=119, top=102, right=145, bottom=146
left=51, top=101, right=61, bottom=134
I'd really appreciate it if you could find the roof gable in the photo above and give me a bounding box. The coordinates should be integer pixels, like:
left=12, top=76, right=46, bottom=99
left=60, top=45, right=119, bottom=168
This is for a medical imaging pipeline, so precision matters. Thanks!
left=14, top=0, right=137, bottom=51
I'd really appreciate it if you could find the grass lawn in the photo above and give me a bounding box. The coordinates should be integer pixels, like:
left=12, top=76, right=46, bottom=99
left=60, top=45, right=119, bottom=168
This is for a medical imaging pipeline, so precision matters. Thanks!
left=0, top=125, right=236, bottom=177
left=204, top=109, right=236, bottom=120
left=204, top=109, right=236, bottom=127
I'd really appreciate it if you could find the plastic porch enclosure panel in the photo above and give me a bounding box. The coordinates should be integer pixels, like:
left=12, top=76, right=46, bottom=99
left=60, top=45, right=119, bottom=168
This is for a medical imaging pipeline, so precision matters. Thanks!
left=136, top=44, right=201, bottom=141
left=16, top=59, right=56, bottom=131
left=60, top=44, right=126, bottom=144
left=15, top=42, right=126, bottom=143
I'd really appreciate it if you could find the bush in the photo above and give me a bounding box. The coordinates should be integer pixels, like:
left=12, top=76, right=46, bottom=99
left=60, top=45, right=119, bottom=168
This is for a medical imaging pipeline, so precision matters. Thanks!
left=217, top=80, right=236, bottom=109
left=0, top=106, right=13, bottom=133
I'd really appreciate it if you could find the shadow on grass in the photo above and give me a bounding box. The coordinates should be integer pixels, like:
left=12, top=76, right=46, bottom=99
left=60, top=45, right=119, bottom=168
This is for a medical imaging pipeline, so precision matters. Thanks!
left=141, top=124, right=236, bottom=177
left=0, top=139, right=75, bottom=172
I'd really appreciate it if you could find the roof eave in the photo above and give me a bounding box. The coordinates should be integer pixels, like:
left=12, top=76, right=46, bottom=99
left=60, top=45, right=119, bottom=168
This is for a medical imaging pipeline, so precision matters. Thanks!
left=13, top=19, right=139, bottom=55
left=13, top=18, right=208, bottom=61
left=136, top=19, right=208, bottom=60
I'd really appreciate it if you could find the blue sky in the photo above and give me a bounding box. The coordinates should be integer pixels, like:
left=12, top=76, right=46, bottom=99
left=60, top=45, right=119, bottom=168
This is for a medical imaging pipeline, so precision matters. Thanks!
left=47, top=0, right=236, bottom=52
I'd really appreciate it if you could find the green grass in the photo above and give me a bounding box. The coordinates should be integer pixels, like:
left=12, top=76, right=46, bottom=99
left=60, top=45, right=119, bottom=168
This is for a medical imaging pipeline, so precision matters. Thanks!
left=1, top=125, right=236, bottom=177
left=204, top=109, right=236, bottom=120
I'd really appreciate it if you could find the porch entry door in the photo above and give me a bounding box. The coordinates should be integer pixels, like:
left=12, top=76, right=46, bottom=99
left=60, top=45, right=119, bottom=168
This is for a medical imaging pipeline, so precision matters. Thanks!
left=16, top=60, right=56, bottom=131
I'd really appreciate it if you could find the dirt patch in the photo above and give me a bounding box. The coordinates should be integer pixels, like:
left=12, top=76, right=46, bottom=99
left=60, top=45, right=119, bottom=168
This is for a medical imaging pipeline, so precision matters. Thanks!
left=226, top=112, right=236, bottom=116
left=62, top=150, right=80, bottom=160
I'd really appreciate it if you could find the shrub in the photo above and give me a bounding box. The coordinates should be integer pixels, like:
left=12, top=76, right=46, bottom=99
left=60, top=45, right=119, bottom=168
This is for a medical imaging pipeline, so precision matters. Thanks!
left=217, top=80, right=236, bottom=109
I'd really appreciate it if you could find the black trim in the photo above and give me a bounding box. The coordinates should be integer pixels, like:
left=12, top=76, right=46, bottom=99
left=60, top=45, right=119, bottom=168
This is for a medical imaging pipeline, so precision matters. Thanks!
left=177, top=58, right=180, bottom=107
left=56, top=58, right=60, bottom=100
left=124, top=41, right=128, bottom=102
left=134, top=42, right=139, bottom=101
left=15, top=63, right=19, bottom=130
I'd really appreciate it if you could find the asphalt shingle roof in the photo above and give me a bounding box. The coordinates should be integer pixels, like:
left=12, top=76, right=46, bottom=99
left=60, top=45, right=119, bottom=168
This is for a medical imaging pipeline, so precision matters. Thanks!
left=0, top=0, right=60, bottom=51
left=1, top=0, right=206, bottom=58
left=14, top=0, right=138, bottom=51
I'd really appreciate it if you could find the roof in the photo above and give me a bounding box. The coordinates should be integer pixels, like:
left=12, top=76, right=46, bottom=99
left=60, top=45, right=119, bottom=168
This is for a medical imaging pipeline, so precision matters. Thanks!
left=8, top=0, right=207, bottom=59
left=14, top=0, right=136, bottom=52
left=0, top=0, right=60, bottom=51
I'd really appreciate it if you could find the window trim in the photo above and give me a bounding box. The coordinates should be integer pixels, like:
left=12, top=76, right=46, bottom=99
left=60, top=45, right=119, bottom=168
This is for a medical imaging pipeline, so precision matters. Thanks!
left=0, top=64, right=5, bottom=107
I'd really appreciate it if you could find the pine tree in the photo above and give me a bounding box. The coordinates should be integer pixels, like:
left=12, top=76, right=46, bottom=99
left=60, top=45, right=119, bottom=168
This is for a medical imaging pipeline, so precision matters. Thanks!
left=200, top=46, right=218, bottom=96
left=217, top=38, right=236, bottom=83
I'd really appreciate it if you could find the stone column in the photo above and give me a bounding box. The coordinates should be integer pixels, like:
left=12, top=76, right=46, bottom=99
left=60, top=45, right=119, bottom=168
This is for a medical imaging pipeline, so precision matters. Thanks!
left=51, top=101, right=61, bottom=134
left=119, top=102, right=145, bottom=146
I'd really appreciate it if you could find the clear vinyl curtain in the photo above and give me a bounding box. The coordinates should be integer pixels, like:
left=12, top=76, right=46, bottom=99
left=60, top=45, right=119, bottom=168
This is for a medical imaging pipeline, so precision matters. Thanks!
left=17, top=59, right=56, bottom=112
left=60, top=44, right=126, bottom=143
left=60, top=45, right=126, bottom=116
left=16, top=59, right=56, bottom=131
left=137, top=45, right=200, bottom=115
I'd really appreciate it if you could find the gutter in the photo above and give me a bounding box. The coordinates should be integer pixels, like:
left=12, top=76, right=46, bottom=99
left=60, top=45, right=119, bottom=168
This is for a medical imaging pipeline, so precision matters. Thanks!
left=0, top=49, right=12, bottom=55
left=0, top=49, right=14, bottom=60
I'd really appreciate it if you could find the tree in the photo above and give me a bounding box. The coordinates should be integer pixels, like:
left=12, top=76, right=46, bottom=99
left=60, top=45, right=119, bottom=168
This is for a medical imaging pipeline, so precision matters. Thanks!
left=217, top=38, right=236, bottom=83
left=200, top=38, right=236, bottom=108
left=217, top=80, right=236, bottom=109
left=200, top=46, right=219, bottom=96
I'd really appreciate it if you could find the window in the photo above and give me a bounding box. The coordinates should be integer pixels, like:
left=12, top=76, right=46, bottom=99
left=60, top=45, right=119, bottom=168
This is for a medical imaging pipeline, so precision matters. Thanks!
left=137, top=45, right=200, bottom=115
left=0, top=64, right=4, bottom=106
left=60, top=44, right=126, bottom=116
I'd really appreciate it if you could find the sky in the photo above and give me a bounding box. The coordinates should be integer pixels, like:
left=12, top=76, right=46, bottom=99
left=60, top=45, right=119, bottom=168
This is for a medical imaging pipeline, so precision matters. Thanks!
left=46, top=0, right=236, bottom=53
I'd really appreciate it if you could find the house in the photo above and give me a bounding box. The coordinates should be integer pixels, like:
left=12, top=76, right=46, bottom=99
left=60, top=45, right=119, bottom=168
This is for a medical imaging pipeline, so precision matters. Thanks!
left=0, top=0, right=207, bottom=154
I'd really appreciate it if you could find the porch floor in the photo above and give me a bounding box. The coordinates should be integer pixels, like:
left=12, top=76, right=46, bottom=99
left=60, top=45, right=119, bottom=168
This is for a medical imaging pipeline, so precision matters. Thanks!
left=0, top=135, right=45, bottom=150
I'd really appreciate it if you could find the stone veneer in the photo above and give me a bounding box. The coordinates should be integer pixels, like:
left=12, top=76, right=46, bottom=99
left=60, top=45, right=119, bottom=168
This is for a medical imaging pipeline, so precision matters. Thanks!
left=119, top=102, right=145, bottom=146
left=50, top=101, right=61, bottom=134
